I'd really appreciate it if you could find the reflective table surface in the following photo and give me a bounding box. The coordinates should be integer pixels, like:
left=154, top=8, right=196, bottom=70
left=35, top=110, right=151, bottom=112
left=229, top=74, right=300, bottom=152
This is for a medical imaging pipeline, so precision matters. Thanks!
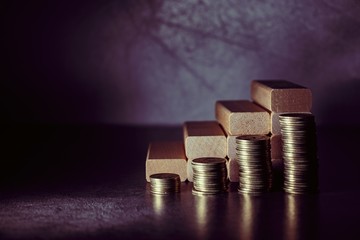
left=0, top=125, right=359, bottom=239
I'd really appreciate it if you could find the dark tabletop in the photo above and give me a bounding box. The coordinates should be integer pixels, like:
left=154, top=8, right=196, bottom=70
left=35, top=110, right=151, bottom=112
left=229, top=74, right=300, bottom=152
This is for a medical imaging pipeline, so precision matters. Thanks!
left=0, top=124, right=359, bottom=239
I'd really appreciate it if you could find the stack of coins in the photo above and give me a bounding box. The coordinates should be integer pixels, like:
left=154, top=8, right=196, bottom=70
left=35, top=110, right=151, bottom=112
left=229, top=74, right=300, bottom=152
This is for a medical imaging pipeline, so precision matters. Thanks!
left=279, top=113, right=318, bottom=194
left=236, top=135, right=272, bottom=194
left=192, top=157, right=228, bottom=195
left=150, top=173, right=181, bottom=195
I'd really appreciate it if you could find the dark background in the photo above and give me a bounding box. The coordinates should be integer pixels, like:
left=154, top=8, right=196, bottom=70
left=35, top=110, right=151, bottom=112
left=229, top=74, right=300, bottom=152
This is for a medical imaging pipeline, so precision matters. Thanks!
left=2, top=0, right=360, bottom=125
left=1, top=1, right=360, bottom=239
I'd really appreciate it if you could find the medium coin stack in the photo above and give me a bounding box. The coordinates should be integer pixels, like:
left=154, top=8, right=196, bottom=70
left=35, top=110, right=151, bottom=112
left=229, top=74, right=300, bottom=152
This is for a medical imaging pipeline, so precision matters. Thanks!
left=150, top=173, right=181, bottom=195
left=279, top=113, right=318, bottom=194
left=236, top=135, right=272, bottom=194
left=192, top=157, right=228, bottom=195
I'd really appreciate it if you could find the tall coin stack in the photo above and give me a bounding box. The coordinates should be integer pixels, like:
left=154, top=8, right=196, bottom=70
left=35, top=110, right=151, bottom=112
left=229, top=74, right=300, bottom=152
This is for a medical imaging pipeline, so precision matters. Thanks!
left=236, top=135, right=272, bottom=194
left=192, top=157, right=228, bottom=195
left=150, top=173, right=181, bottom=195
left=279, top=113, right=318, bottom=194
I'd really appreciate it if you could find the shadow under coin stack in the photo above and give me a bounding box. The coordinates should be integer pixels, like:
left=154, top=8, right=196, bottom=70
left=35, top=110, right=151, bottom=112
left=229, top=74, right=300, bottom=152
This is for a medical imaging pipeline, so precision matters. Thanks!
left=150, top=173, right=181, bottom=195
left=236, top=136, right=272, bottom=194
left=192, top=158, right=228, bottom=195
left=279, top=113, right=318, bottom=194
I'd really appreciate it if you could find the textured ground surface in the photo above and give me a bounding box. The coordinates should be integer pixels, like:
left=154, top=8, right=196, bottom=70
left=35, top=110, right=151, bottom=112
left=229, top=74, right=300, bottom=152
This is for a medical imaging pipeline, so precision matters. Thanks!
left=0, top=125, right=359, bottom=239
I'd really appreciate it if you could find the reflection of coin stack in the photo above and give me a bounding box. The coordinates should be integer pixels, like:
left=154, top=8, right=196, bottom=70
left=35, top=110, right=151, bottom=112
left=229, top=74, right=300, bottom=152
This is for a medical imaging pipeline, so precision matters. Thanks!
left=279, top=113, right=318, bottom=194
left=192, top=157, right=228, bottom=195
left=150, top=173, right=181, bottom=195
left=236, top=135, right=272, bottom=194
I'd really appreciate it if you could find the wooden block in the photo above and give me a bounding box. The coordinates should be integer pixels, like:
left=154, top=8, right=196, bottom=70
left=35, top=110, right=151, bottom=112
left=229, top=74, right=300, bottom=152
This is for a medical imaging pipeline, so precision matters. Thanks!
left=215, top=100, right=270, bottom=135
left=183, top=121, right=226, bottom=159
left=227, top=135, right=238, bottom=160
left=145, top=141, right=187, bottom=182
left=187, top=159, right=194, bottom=182
left=270, top=134, right=283, bottom=160
left=228, top=158, right=239, bottom=182
left=271, top=111, right=311, bottom=135
left=251, top=80, right=312, bottom=112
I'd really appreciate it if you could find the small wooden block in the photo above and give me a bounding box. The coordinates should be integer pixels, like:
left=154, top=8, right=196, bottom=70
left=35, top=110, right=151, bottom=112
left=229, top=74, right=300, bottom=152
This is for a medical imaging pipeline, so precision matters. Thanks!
left=228, top=158, right=239, bottom=182
left=270, top=134, right=282, bottom=160
left=251, top=80, right=312, bottom=112
left=271, top=111, right=311, bottom=135
left=145, top=141, right=187, bottom=182
left=187, top=159, right=194, bottom=182
left=227, top=135, right=238, bottom=160
left=215, top=100, right=270, bottom=135
left=183, top=121, right=226, bottom=159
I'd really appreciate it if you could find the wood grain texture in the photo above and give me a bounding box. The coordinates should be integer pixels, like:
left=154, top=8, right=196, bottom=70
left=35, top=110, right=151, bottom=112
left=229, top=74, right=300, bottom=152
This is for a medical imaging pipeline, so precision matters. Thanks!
left=215, top=100, right=270, bottom=135
left=271, top=111, right=311, bottom=134
left=270, top=134, right=283, bottom=160
left=145, top=141, right=187, bottom=182
left=228, top=158, right=239, bottom=182
left=251, top=80, right=312, bottom=112
left=227, top=135, right=238, bottom=160
left=183, top=121, right=226, bottom=159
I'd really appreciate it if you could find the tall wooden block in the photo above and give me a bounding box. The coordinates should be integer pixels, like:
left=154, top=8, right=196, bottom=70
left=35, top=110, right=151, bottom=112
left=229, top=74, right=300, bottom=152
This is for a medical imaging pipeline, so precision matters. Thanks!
left=215, top=100, right=270, bottom=135
left=183, top=121, right=226, bottom=159
left=271, top=111, right=311, bottom=135
left=145, top=141, right=187, bottom=182
left=251, top=80, right=312, bottom=112
left=271, top=134, right=283, bottom=160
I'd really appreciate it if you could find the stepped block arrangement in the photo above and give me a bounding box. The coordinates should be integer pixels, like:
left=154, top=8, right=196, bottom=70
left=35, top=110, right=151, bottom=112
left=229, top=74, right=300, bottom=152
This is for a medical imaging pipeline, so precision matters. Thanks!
left=145, top=80, right=312, bottom=184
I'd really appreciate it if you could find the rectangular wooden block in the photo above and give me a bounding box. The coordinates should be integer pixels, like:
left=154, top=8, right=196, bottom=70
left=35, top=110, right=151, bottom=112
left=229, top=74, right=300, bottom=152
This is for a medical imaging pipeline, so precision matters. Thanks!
left=270, top=134, right=283, bottom=160
left=227, top=135, right=238, bottom=160
left=271, top=111, right=311, bottom=135
left=228, top=158, right=239, bottom=182
left=215, top=100, right=270, bottom=135
left=251, top=80, right=312, bottom=112
left=145, top=141, right=187, bottom=182
left=187, top=159, right=194, bottom=182
left=183, top=121, right=226, bottom=159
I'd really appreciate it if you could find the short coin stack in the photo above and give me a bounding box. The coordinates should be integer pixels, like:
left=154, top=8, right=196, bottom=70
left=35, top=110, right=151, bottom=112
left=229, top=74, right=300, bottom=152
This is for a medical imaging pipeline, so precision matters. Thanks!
left=150, top=173, right=181, bottom=195
left=236, top=135, right=272, bottom=194
left=279, top=113, right=318, bottom=194
left=192, top=157, right=228, bottom=195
